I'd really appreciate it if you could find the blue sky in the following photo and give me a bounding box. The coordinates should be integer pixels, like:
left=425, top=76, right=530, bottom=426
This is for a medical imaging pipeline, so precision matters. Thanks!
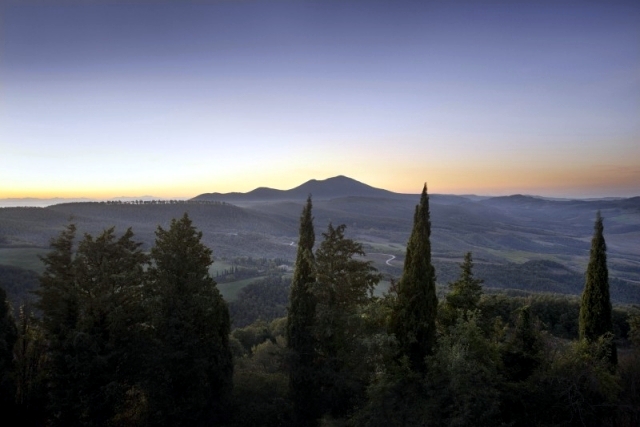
left=2, top=0, right=639, bottom=198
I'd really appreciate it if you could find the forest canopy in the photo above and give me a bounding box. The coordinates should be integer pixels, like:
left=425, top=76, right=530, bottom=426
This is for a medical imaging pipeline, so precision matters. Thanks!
left=0, top=198, right=638, bottom=427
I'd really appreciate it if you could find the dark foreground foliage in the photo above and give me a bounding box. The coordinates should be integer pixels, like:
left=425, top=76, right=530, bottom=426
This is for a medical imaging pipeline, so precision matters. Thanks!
left=0, top=197, right=638, bottom=427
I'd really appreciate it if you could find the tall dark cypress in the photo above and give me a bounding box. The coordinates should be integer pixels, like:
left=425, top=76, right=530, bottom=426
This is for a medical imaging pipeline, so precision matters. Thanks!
left=286, top=196, right=320, bottom=426
left=390, top=184, right=438, bottom=373
left=579, top=211, right=617, bottom=365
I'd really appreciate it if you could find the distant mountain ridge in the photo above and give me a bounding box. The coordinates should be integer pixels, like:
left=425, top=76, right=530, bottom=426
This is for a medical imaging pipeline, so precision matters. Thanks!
left=0, top=197, right=96, bottom=208
left=1, top=175, right=639, bottom=304
left=192, top=175, right=408, bottom=203
left=0, top=195, right=168, bottom=208
left=5, top=177, right=637, bottom=208
left=192, top=176, right=640, bottom=209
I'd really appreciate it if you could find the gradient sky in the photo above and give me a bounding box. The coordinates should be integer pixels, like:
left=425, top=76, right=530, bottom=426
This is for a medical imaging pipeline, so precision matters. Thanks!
left=2, top=0, right=639, bottom=199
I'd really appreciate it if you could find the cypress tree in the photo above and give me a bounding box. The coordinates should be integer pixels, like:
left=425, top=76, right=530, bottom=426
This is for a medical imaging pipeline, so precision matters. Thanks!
left=286, top=196, right=320, bottom=426
left=390, top=184, right=438, bottom=373
left=579, top=211, right=617, bottom=365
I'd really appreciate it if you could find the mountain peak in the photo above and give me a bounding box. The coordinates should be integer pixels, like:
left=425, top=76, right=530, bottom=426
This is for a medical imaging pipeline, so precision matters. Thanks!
left=192, top=175, right=399, bottom=203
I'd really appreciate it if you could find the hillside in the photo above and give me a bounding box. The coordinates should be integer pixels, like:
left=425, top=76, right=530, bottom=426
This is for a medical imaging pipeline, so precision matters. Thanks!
left=1, top=176, right=639, bottom=304
left=191, top=175, right=408, bottom=204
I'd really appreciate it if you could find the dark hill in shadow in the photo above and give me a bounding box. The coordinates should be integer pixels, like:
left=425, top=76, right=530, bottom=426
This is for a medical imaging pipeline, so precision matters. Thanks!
left=192, top=175, right=413, bottom=204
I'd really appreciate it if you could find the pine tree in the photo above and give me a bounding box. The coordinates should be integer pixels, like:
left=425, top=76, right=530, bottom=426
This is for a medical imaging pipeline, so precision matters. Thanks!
left=36, top=225, right=151, bottom=426
left=390, top=184, right=438, bottom=373
left=286, top=196, right=320, bottom=426
left=14, top=304, right=48, bottom=425
left=502, top=305, right=542, bottom=383
left=446, top=252, right=483, bottom=311
left=149, top=213, right=233, bottom=426
left=441, top=252, right=483, bottom=328
left=36, top=223, right=78, bottom=342
left=579, top=211, right=617, bottom=366
left=35, top=223, right=80, bottom=426
left=72, top=227, right=150, bottom=425
left=313, top=223, right=381, bottom=417
left=0, top=285, right=18, bottom=415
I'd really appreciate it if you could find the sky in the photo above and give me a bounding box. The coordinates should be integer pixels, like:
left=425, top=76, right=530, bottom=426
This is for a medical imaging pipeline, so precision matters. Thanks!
left=1, top=0, right=639, bottom=199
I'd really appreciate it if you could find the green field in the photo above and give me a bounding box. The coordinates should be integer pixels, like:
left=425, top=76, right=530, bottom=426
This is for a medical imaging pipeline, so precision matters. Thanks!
left=373, top=280, right=391, bottom=297
left=484, top=248, right=564, bottom=265
left=217, top=276, right=267, bottom=301
left=362, top=242, right=406, bottom=255
left=208, top=260, right=235, bottom=277
left=0, top=248, right=237, bottom=276
left=0, top=248, right=48, bottom=272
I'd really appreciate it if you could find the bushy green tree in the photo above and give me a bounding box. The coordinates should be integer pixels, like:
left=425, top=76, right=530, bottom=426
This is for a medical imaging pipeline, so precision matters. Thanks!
left=230, top=317, right=292, bottom=427
left=499, top=305, right=544, bottom=425
left=617, top=322, right=640, bottom=426
left=313, top=223, right=381, bottom=417
left=36, top=225, right=150, bottom=426
left=14, top=304, right=48, bottom=425
left=528, top=337, right=620, bottom=426
left=286, top=196, right=320, bottom=426
left=35, top=224, right=81, bottom=425
left=73, top=227, right=150, bottom=426
left=233, top=320, right=274, bottom=356
left=502, top=305, right=543, bottom=382
left=390, top=184, right=438, bottom=373
left=426, top=312, right=502, bottom=427
left=0, top=285, right=17, bottom=415
left=440, top=252, right=483, bottom=329
left=579, top=212, right=617, bottom=366
left=629, top=313, right=640, bottom=348
left=148, top=213, right=233, bottom=427
left=351, top=357, right=429, bottom=427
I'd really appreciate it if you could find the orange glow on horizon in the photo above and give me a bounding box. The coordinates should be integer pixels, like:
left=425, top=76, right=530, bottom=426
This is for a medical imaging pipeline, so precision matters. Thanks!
left=3, top=161, right=639, bottom=200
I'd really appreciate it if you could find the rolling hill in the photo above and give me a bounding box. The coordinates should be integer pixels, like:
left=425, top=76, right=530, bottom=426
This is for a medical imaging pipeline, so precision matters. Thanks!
left=191, top=175, right=410, bottom=204
left=1, top=176, right=639, bottom=304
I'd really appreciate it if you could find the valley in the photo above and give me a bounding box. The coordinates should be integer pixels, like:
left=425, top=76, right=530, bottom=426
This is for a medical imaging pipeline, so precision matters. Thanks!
left=1, top=176, right=639, bottom=305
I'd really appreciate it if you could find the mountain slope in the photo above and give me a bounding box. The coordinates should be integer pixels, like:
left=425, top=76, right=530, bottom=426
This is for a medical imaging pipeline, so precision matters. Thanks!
left=1, top=177, right=638, bottom=303
left=192, top=175, right=407, bottom=203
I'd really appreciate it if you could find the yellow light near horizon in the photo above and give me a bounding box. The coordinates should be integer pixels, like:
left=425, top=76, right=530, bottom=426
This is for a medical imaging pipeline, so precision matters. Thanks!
left=1, top=183, right=184, bottom=200
left=3, top=159, right=638, bottom=200
left=376, top=159, right=640, bottom=197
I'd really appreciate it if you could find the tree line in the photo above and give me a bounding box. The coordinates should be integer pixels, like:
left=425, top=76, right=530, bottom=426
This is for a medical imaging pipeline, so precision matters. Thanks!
left=98, top=200, right=228, bottom=206
left=0, top=186, right=638, bottom=426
